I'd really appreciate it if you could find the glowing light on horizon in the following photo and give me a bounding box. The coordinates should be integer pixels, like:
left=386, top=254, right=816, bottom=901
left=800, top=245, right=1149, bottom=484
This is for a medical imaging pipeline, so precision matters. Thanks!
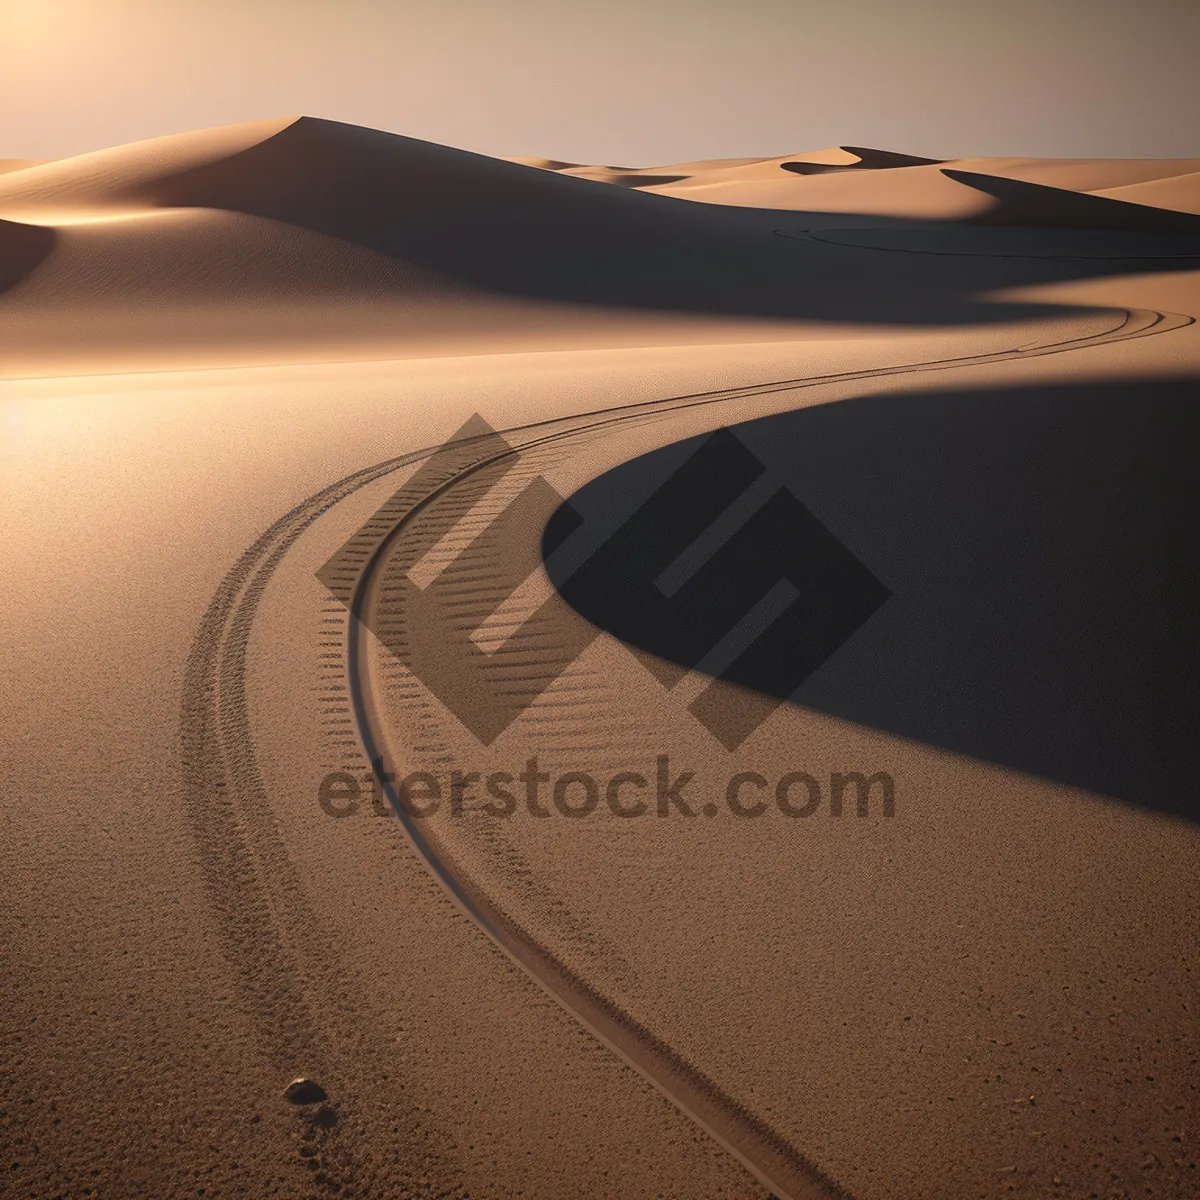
left=0, top=206, right=192, bottom=228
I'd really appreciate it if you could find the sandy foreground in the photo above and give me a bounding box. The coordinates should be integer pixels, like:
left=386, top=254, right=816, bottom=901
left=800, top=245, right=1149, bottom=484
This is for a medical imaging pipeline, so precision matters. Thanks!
left=1, top=119, right=1197, bottom=1199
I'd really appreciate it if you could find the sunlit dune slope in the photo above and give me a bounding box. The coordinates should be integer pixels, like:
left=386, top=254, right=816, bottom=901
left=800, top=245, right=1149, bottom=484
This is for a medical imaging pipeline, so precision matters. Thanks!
left=515, top=145, right=941, bottom=193
left=646, top=158, right=990, bottom=217
left=0, top=118, right=296, bottom=215
left=0, top=116, right=815, bottom=311
left=950, top=156, right=1200, bottom=191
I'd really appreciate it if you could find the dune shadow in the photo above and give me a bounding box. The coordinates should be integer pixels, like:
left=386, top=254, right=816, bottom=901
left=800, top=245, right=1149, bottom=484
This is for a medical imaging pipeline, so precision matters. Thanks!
left=604, top=173, right=691, bottom=188
left=781, top=148, right=944, bottom=176
left=778, top=162, right=860, bottom=176
left=949, top=168, right=1200, bottom=235
left=547, top=377, right=1200, bottom=821
left=0, top=218, right=55, bottom=294
left=141, top=119, right=1200, bottom=328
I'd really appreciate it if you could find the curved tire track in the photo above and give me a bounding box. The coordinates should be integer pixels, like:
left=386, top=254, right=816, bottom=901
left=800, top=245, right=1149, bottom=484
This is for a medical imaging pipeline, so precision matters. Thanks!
left=180, top=450, right=468, bottom=1196
left=182, top=303, right=1191, bottom=1199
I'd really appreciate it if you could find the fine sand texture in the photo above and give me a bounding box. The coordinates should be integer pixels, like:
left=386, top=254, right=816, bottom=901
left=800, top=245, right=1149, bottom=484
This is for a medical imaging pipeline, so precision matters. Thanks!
left=2, top=118, right=1197, bottom=1199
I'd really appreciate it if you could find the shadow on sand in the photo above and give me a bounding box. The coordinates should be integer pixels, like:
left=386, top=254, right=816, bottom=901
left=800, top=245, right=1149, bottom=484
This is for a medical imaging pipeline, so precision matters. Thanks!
left=0, top=218, right=55, bottom=294
left=137, top=118, right=1200, bottom=328
left=548, top=377, right=1200, bottom=821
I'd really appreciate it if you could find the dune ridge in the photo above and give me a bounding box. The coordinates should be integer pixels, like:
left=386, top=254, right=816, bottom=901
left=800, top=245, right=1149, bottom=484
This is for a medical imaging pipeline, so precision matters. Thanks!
left=505, top=143, right=1200, bottom=213
left=1094, top=170, right=1200, bottom=216
left=0, top=158, right=46, bottom=175
left=0, top=117, right=296, bottom=216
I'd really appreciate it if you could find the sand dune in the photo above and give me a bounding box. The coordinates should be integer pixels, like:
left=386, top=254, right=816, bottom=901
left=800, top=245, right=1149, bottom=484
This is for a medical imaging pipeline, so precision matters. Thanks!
left=5, top=117, right=1200, bottom=379
left=1, top=118, right=838, bottom=372
left=646, top=159, right=1200, bottom=217
left=949, top=156, right=1200, bottom=191
left=0, top=117, right=295, bottom=217
left=1094, top=169, right=1200, bottom=215
left=945, top=168, right=1200, bottom=233
left=542, top=145, right=1200, bottom=215
left=781, top=146, right=944, bottom=173
left=0, top=117, right=803, bottom=310
left=645, top=158, right=993, bottom=215
left=526, top=147, right=941, bottom=188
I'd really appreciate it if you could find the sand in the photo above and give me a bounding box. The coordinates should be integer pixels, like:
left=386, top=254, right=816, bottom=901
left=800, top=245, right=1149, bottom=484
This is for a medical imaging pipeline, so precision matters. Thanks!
left=1094, top=171, right=1200, bottom=216
left=1, top=117, right=1197, bottom=1199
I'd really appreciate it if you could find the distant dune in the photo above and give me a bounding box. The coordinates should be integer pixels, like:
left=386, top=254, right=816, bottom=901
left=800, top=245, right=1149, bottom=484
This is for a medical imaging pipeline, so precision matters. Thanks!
left=638, top=152, right=1200, bottom=218
left=1094, top=169, right=1200, bottom=216
left=950, top=156, right=1200, bottom=191
left=944, top=168, right=1200, bottom=233
left=522, top=143, right=1200, bottom=215
left=2, top=117, right=1198, bottom=376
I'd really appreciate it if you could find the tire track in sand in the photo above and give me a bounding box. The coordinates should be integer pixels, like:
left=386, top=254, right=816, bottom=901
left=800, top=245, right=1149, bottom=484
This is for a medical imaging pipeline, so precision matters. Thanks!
left=180, top=450, right=470, bottom=1197
left=182, top=303, right=1190, bottom=1199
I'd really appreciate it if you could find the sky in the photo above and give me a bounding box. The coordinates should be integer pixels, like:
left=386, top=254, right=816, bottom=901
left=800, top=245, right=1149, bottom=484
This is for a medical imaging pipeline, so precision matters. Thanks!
left=2, top=0, right=1198, bottom=164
